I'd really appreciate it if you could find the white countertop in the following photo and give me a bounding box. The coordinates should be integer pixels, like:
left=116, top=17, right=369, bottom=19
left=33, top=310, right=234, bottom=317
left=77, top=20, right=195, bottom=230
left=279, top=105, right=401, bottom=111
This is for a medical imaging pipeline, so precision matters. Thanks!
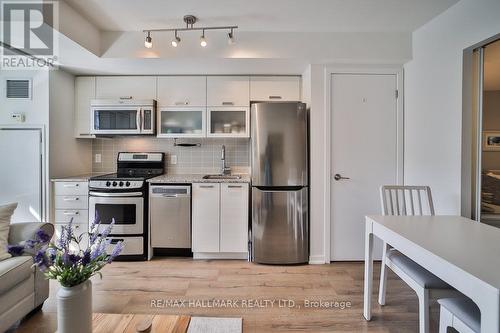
left=148, top=173, right=251, bottom=183
left=51, top=172, right=109, bottom=182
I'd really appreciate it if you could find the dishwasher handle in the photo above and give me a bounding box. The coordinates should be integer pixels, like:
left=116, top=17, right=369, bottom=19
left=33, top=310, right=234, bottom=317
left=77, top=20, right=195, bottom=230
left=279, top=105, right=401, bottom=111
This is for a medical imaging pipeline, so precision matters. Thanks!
left=150, top=185, right=191, bottom=198
left=151, top=193, right=191, bottom=198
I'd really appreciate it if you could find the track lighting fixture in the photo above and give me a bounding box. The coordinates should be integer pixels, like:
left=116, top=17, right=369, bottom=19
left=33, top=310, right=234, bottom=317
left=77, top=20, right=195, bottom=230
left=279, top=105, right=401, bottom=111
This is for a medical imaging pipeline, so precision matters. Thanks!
left=228, top=28, right=235, bottom=45
left=171, top=30, right=181, bottom=47
left=200, top=30, right=207, bottom=47
left=144, top=31, right=152, bottom=49
left=143, top=15, right=237, bottom=49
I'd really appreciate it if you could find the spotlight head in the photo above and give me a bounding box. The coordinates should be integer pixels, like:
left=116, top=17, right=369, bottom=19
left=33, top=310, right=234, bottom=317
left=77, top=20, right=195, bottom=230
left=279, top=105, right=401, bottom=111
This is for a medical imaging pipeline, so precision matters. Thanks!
left=172, top=34, right=181, bottom=47
left=144, top=31, right=153, bottom=48
left=228, top=29, right=235, bottom=45
left=200, top=30, right=207, bottom=47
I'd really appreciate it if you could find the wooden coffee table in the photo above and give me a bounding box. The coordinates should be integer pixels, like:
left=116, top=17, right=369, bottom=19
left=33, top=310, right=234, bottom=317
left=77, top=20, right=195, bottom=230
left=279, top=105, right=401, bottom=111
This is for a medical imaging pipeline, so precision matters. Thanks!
left=92, top=313, right=191, bottom=333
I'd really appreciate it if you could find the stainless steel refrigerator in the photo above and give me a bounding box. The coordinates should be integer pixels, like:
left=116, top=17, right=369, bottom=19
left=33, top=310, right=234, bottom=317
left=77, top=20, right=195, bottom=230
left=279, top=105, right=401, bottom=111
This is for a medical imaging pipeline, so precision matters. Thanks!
left=251, top=102, right=309, bottom=264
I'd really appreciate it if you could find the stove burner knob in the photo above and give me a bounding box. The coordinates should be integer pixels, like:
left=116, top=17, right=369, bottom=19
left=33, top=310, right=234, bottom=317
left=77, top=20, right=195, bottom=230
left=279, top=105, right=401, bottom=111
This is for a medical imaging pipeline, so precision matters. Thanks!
left=119, top=181, right=124, bottom=187
left=125, top=181, right=131, bottom=187
left=106, top=181, right=111, bottom=187
left=112, top=181, right=117, bottom=187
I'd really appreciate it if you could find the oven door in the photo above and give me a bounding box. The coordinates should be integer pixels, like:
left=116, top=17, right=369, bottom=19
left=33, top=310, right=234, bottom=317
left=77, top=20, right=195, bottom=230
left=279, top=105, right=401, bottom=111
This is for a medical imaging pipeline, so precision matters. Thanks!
left=90, top=106, right=141, bottom=135
left=89, top=192, right=144, bottom=235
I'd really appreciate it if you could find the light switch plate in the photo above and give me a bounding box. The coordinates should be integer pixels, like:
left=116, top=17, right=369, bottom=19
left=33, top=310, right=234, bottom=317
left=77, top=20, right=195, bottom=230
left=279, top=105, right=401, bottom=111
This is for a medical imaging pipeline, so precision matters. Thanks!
left=11, top=113, right=25, bottom=122
left=170, top=155, right=177, bottom=165
left=95, top=154, right=101, bottom=163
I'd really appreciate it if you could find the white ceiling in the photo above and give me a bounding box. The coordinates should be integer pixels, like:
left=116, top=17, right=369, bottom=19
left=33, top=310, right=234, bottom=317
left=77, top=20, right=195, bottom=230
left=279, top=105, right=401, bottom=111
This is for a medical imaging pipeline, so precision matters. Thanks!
left=484, top=40, right=500, bottom=91
left=64, top=0, right=458, bottom=33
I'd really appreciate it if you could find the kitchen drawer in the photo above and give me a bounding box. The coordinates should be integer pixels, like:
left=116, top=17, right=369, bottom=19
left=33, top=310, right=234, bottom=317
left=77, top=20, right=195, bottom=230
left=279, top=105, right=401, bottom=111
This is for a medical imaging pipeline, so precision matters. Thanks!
left=55, top=209, right=88, bottom=224
left=54, top=195, right=88, bottom=209
left=54, top=181, right=89, bottom=196
left=105, top=236, right=143, bottom=256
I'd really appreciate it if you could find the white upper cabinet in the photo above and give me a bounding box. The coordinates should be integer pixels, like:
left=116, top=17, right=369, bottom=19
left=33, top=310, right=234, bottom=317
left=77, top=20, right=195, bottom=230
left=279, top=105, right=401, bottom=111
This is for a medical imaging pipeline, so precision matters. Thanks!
left=250, top=76, right=301, bottom=102
left=95, top=76, right=157, bottom=100
left=157, top=107, right=206, bottom=138
left=74, top=76, right=95, bottom=138
left=207, top=76, right=250, bottom=106
left=207, top=107, right=249, bottom=138
left=157, top=76, right=206, bottom=107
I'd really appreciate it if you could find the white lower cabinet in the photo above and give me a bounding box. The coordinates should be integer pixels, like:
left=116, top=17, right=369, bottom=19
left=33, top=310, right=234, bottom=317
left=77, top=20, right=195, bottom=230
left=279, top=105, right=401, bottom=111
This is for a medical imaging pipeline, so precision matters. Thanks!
left=192, top=183, right=220, bottom=253
left=53, top=180, right=89, bottom=247
left=220, top=183, right=249, bottom=252
left=192, top=182, right=249, bottom=258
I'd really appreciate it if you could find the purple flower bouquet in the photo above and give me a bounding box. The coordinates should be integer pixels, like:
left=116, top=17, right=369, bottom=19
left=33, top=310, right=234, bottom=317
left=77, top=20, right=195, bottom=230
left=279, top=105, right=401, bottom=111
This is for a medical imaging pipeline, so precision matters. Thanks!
left=7, top=213, right=123, bottom=288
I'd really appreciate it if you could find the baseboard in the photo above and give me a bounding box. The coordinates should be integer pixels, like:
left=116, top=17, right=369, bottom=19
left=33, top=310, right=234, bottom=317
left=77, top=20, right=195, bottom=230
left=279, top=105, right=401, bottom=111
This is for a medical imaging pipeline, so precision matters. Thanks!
left=193, top=252, right=248, bottom=260
left=308, top=255, right=326, bottom=264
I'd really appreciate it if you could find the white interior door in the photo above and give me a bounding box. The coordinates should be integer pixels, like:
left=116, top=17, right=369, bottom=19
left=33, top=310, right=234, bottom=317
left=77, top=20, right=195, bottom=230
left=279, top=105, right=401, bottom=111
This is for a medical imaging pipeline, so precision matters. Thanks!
left=330, top=74, right=399, bottom=261
left=0, top=128, right=43, bottom=223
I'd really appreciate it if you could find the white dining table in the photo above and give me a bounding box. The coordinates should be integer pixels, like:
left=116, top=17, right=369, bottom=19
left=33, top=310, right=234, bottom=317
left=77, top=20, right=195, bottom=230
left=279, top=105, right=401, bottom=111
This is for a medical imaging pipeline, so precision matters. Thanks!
left=363, top=215, right=500, bottom=333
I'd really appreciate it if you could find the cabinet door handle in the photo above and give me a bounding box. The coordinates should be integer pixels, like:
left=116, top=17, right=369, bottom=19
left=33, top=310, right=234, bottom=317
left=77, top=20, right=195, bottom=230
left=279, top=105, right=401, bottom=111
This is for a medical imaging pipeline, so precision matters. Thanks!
left=63, top=183, right=79, bottom=188
left=120, top=96, right=133, bottom=100
left=63, top=197, right=79, bottom=201
left=269, top=95, right=282, bottom=100
left=199, top=185, right=214, bottom=188
left=222, top=101, right=234, bottom=106
left=63, top=211, right=79, bottom=215
left=175, top=101, right=189, bottom=106
left=228, top=185, right=243, bottom=188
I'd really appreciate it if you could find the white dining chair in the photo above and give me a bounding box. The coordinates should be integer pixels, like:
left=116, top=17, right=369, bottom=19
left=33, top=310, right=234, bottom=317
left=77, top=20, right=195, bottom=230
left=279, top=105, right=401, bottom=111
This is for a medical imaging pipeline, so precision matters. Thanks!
left=438, top=298, right=480, bottom=333
left=379, top=185, right=457, bottom=333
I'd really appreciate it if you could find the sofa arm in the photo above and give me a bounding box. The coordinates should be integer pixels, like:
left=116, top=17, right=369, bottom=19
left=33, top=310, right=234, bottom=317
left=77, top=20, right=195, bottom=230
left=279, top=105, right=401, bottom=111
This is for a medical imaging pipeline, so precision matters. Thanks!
left=8, top=222, right=55, bottom=245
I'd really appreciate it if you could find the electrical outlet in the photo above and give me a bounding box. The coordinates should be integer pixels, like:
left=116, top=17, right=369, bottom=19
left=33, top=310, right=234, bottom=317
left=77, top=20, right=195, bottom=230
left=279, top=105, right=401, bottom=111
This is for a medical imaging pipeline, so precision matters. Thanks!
left=95, top=154, right=102, bottom=163
left=170, top=155, right=177, bottom=165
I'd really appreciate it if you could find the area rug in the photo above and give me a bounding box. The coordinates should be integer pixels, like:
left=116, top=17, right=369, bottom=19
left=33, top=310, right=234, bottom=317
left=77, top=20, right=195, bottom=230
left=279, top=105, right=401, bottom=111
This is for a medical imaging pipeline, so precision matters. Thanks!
left=187, top=317, right=242, bottom=333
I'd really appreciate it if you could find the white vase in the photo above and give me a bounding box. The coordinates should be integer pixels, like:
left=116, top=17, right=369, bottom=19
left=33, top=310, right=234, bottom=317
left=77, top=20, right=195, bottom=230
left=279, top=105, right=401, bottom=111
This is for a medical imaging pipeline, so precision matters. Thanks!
left=57, top=280, right=92, bottom=333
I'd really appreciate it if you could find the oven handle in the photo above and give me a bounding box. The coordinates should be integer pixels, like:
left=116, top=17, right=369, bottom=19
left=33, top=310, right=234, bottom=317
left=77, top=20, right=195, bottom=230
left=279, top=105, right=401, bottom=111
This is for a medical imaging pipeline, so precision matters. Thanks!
left=89, top=191, right=143, bottom=197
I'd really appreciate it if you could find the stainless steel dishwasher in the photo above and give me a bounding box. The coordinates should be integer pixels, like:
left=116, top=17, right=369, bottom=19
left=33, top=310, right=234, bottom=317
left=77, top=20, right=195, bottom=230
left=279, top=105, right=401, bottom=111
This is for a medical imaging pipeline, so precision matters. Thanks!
left=149, top=185, right=191, bottom=249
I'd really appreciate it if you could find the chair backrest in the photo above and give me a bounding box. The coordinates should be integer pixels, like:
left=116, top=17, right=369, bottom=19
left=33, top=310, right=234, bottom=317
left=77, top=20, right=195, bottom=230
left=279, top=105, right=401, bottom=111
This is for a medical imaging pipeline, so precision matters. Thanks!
left=380, top=185, right=435, bottom=216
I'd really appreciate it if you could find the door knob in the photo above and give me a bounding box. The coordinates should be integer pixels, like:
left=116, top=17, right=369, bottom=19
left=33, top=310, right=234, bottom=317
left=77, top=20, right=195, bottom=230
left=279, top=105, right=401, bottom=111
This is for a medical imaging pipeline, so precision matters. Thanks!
left=334, top=173, right=350, bottom=181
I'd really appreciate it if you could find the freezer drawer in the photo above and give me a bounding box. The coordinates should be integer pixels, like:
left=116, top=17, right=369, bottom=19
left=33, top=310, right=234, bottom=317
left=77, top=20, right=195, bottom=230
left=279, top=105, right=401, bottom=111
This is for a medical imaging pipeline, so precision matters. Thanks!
left=150, top=185, right=191, bottom=248
left=252, top=186, right=308, bottom=264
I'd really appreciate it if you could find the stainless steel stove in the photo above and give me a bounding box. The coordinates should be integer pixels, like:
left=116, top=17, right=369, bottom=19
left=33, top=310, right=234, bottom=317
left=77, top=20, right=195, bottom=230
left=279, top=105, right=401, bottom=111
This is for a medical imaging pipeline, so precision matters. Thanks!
left=89, top=152, right=164, bottom=261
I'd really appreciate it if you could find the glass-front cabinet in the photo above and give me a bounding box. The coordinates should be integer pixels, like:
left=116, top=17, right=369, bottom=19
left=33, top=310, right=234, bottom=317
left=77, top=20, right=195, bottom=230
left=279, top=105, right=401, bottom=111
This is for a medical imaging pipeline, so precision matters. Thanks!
left=207, top=107, right=250, bottom=138
left=157, top=107, right=206, bottom=138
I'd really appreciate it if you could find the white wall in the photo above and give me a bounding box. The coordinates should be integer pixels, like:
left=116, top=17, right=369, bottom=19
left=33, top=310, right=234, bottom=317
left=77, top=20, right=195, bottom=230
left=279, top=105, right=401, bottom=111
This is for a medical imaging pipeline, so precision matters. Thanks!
left=48, top=70, right=92, bottom=179
left=0, top=66, right=92, bottom=221
left=404, top=0, right=500, bottom=214
left=0, top=70, right=50, bottom=125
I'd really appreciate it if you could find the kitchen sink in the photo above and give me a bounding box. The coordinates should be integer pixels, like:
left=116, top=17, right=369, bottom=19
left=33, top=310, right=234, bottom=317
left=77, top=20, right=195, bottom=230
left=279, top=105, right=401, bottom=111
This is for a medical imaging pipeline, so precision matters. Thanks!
left=202, top=174, right=242, bottom=180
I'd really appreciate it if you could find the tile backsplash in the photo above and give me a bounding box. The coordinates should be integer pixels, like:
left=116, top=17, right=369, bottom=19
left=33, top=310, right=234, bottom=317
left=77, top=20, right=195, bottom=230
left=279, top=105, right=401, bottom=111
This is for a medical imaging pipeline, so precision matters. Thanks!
left=92, top=137, right=250, bottom=175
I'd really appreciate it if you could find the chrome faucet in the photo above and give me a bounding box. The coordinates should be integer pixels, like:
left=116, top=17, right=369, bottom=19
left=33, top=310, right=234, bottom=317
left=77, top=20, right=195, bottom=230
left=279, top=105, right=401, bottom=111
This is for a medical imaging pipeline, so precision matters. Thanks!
left=221, top=145, right=231, bottom=175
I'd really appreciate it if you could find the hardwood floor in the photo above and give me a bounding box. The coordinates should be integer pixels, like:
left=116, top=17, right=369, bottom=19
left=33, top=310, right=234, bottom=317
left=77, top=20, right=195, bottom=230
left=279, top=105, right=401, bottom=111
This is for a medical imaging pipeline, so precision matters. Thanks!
left=13, top=259, right=440, bottom=332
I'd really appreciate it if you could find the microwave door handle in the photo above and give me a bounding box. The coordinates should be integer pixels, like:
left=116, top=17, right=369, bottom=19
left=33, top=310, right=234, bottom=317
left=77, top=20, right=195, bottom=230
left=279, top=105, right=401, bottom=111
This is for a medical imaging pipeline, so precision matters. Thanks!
left=136, top=108, right=142, bottom=132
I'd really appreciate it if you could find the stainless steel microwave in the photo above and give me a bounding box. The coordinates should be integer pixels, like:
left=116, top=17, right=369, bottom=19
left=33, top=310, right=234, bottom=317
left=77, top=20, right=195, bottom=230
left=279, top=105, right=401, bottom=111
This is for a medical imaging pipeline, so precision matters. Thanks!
left=90, top=99, right=156, bottom=135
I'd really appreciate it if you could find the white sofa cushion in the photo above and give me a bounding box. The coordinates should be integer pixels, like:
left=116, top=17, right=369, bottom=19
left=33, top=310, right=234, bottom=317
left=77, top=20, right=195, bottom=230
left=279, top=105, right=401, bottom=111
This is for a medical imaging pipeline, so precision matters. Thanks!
left=0, top=203, right=18, bottom=261
left=0, top=256, right=33, bottom=295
